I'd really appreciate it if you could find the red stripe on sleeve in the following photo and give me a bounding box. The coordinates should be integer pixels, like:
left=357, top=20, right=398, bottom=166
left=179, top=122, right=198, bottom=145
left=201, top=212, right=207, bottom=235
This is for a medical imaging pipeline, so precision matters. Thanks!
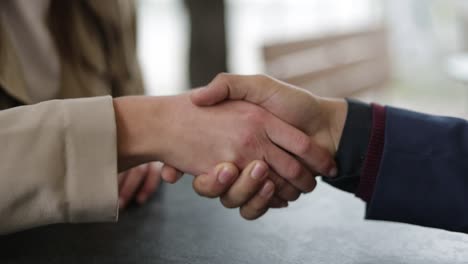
left=356, top=104, right=386, bottom=202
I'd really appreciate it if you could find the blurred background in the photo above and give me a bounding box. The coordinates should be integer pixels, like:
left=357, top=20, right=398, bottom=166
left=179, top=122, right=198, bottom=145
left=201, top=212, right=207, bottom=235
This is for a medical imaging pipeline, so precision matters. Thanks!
left=138, top=0, right=468, bottom=118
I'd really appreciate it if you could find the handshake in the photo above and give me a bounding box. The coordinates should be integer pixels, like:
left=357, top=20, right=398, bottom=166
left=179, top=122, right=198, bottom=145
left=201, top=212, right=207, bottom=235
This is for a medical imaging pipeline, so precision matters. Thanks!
left=115, top=74, right=348, bottom=220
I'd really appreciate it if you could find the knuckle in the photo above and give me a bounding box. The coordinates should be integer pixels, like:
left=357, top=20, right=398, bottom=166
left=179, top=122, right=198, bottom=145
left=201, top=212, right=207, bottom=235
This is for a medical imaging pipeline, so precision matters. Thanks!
left=269, top=174, right=299, bottom=202
left=237, top=113, right=268, bottom=149
left=238, top=129, right=261, bottom=151
left=269, top=174, right=288, bottom=193
left=239, top=132, right=254, bottom=148
left=254, top=74, right=271, bottom=84
left=295, top=135, right=312, bottom=156
left=192, top=179, right=216, bottom=198
left=244, top=110, right=266, bottom=126
left=287, top=160, right=303, bottom=180
left=214, top=72, right=230, bottom=84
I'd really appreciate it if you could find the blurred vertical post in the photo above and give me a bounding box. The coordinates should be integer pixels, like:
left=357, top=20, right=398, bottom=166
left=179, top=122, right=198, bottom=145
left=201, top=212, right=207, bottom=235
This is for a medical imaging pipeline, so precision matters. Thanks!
left=184, top=0, right=228, bottom=88
left=458, top=1, right=468, bottom=51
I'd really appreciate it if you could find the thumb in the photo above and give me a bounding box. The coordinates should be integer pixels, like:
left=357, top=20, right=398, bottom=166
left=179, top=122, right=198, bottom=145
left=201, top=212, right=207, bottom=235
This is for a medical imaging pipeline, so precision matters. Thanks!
left=190, top=73, right=276, bottom=106
left=190, top=84, right=229, bottom=106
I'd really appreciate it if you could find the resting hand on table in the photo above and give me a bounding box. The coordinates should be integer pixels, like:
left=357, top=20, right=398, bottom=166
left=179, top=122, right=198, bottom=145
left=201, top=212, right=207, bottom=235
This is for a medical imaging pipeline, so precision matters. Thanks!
left=118, top=161, right=183, bottom=209
left=118, top=163, right=158, bottom=209
left=188, top=74, right=348, bottom=219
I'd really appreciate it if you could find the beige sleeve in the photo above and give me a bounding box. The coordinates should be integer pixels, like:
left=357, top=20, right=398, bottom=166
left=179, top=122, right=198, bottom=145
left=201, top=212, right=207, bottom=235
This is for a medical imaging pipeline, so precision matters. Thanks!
left=0, top=96, right=118, bottom=234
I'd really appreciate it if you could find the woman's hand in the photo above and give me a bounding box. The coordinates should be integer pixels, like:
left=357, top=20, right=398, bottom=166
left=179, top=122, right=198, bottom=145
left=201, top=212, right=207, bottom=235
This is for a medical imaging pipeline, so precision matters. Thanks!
left=118, top=162, right=163, bottom=209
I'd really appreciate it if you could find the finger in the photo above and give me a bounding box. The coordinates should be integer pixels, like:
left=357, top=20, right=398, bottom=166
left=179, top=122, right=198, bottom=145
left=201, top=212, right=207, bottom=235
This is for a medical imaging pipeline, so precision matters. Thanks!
left=137, top=162, right=162, bottom=204
left=162, top=164, right=184, bottom=183
left=268, top=196, right=288, bottom=208
left=118, top=171, right=128, bottom=188
left=119, top=164, right=148, bottom=209
left=264, top=144, right=317, bottom=193
left=239, top=180, right=275, bottom=220
left=267, top=170, right=301, bottom=201
left=190, top=73, right=277, bottom=106
left=300, top=139, right=337, bottom=177
left=220, top=161, right=269, bottom=208
left=192, top=163, right=239, bottom=198
left=265, top=115, right=336, bottom=177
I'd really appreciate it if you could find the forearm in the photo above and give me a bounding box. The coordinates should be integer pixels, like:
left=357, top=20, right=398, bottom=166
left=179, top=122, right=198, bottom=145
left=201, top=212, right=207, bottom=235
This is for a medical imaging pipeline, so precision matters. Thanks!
left=323, top=98, right=468, bottom=233
left=0, top=94, right=178, bottom=234
left=322, top=99, right=373, bottom=194
left=0, top=96, right=118, bottom=234
left=114, top=96, right=163, bottom=172
left=366, top=107, right=468, bottom=233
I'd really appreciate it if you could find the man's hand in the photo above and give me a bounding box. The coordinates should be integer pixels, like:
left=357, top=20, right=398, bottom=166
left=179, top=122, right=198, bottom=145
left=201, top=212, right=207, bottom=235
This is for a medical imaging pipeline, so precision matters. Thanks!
left=193, top=160, right=285, bottom=220
left=191, top=73, right=347, bottom=173
left=189, top=74, right=348, bottom=219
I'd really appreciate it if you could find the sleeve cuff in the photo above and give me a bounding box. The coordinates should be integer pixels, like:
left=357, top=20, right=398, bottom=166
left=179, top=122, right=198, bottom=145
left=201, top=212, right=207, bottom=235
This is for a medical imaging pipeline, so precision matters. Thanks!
left=355, top=104, right=386, bottom=202
left=323, top=99, right=372, bottom=193
left=62, top=96, right=119, bottom=223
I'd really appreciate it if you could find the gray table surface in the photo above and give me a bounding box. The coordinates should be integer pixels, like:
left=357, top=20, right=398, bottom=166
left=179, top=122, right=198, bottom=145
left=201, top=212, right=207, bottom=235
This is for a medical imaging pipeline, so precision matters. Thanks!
left=1, top=177, right=467, bottom=263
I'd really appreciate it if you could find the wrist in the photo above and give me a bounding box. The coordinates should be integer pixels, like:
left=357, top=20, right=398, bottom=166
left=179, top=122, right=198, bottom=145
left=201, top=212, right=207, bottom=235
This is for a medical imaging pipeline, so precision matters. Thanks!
left=113, top=96, right=168, bottom=171
left=319, top=97, right=348, bottom=155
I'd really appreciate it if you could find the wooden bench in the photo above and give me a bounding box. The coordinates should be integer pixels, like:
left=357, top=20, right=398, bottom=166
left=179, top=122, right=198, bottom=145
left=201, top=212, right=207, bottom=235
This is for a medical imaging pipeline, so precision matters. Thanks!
left=263, top=27, right=391, bottom=97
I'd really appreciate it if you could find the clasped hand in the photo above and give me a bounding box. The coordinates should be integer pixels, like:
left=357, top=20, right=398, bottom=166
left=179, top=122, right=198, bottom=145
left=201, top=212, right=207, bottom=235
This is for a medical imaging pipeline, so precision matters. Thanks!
left=116, top=74, right=347, bottom=219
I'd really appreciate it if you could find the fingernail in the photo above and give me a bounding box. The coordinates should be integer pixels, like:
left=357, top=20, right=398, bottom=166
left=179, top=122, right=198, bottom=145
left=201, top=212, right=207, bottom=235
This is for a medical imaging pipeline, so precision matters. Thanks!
left=218, top=166, right=234, bottom=184
left=260, top=182, right=274, bottom=198
left=251, top=163, right=267, bottom=180
left=329, top=167, right=338, bottom=178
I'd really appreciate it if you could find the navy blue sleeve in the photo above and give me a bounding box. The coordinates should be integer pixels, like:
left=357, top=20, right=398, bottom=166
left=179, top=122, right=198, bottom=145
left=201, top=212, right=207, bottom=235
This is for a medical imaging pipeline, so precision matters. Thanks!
left=366, top=107, right=468, bottom=233
left=323, top=99, right=372, bottom=193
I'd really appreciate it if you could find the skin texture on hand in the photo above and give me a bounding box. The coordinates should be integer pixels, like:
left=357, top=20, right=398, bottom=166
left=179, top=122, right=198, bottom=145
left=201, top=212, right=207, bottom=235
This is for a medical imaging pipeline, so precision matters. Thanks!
left=193, top=160, right=284, bottom=220
left=155, top=94, right=317, bottom=191
left=113, top=77, right=347, bottom=219
left=189, top=74, right=348, bottom=220
left=191, top=74, right=347, bottom=160
left=114, top=93, right=318, bottom=203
